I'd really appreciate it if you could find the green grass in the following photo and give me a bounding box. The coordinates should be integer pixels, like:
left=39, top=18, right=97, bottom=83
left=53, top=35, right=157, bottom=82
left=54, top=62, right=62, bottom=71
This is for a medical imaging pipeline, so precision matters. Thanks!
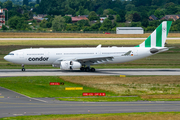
left=57, top=96, right=142, bottom=102
left=0, top=76, right=117, bottom=98
left=1, top=76, right=180, bottom=102
left=57, top=97, right=180, bottom=102
left=1, top=112, right=180, bottom=120
left=0, top=40, right=144, bottom=46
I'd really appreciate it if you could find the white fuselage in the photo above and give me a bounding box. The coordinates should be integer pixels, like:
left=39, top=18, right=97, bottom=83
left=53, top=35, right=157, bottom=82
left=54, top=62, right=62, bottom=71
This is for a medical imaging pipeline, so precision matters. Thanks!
left=4, top=46, right=158, bottom=66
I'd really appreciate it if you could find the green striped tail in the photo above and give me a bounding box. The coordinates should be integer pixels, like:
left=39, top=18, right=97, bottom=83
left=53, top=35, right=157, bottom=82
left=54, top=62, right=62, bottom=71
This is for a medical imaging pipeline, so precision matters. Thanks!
left=135, top=21, right=172, bottom=48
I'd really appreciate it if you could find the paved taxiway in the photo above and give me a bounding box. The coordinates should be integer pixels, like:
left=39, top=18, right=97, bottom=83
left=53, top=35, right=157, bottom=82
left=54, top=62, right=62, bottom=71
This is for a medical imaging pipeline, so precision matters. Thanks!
left=1, top=86, right=180, bottom=118
left=0, top=69, right=179, bottom=77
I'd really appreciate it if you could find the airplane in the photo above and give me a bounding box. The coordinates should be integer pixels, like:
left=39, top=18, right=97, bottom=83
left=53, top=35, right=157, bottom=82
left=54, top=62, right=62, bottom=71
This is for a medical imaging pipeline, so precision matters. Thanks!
left=4, top=21, right=172, bottom=72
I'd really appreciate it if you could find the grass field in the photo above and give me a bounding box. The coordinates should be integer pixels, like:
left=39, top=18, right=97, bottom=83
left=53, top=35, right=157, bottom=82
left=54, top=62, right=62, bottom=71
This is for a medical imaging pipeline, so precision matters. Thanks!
left=0, top=32, right=180, bottom=38
left=0, top=33, right=152, bottom=38
left=60, top=76, right=180, bottom=101
left=1, top=112, right=180, bottom=120
left=0, top=40, right=180, bottom=46
left=0, top=76, right=180, bottom=101
left=0, top=76, right=117, bottom=98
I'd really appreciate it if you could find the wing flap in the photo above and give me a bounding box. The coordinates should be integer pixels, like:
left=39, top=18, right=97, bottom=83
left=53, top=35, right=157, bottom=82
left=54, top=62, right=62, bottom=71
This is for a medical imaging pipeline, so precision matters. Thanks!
left=76, top=56, right=114, bottom=64
left=54, top=55, right=114, bottom=64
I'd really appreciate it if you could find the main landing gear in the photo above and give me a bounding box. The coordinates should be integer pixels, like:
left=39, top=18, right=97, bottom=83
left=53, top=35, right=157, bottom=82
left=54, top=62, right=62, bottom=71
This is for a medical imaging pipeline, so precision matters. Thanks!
left=21, top=64, right=25, bottom=71
left=80, top=66, right=95, bottom=72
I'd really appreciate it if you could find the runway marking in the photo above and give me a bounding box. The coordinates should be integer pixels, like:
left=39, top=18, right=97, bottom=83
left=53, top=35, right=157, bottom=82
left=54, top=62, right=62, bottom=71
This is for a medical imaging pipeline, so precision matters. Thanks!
left=30, top=98, right=47, bottom=103
left=0, top=96, right=4, bottom=98
left=13, top=114, right=23, bottom=116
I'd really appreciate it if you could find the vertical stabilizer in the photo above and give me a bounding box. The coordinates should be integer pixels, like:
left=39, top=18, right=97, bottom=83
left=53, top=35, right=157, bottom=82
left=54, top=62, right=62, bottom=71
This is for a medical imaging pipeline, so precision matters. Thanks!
left=135, top=21, right=172, bottom=48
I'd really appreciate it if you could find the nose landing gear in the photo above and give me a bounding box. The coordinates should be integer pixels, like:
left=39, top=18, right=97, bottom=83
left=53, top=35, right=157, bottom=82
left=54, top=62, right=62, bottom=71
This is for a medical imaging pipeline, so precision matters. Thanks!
left=21, top=64, right=25, bottom=71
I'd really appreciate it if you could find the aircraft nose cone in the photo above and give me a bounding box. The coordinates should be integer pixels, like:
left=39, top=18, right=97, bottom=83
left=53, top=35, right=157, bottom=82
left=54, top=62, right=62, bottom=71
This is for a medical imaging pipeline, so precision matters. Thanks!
left=4, top=55, right=9, bottom=61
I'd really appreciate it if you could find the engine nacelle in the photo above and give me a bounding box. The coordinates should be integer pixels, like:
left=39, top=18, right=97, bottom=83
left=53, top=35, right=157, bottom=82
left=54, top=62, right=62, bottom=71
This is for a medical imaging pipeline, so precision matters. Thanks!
left=60, top=61, right=81, bottom=70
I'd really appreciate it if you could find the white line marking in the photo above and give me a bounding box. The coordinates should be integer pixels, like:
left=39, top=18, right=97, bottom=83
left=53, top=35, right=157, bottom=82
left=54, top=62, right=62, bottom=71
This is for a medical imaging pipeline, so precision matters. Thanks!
left=30, top=98, right=47, bottom=103
left=13, top=114, right=23, bottom=116
left=0, top=87, right=47, bottom=103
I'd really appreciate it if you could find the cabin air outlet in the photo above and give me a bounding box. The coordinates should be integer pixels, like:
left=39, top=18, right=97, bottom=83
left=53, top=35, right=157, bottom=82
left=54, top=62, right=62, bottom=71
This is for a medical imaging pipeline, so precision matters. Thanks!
left=28, top=57, right=49, bottom=61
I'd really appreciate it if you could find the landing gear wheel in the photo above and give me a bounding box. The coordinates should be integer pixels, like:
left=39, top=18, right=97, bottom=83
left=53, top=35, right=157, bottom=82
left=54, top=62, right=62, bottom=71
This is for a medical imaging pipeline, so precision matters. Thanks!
left=80, top=67, right=85, bottom=71
left=21, top=64, right=25, bottom=72
left=90, top=68, right=95, bottom=72
left=85, top=67, right=90, bottom=72
left=22, top=68, right=25, bottom=71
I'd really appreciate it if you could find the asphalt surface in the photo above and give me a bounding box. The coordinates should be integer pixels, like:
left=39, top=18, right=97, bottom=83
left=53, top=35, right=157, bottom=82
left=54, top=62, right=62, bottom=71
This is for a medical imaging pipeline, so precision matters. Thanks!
left=1, top=86, right=180, bottom=118
left=0, top=38, right=179, bottom=40
left=0, top=69, right=180, bottom=77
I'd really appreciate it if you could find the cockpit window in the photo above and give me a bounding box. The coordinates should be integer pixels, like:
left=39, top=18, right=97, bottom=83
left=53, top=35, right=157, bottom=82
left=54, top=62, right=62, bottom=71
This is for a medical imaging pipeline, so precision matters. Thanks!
left=8, top=53, right=14, bottom=55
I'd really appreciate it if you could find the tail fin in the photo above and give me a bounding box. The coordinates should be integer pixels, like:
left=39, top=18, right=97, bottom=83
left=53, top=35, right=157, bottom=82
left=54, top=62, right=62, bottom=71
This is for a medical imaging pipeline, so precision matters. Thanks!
left=135, top=21, right=172, bottom=48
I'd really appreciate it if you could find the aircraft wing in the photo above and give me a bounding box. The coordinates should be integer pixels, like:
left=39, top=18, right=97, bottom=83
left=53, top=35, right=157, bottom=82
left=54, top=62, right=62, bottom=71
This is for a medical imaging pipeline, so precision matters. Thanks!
left=56, top=55, right=114, bottom=64
left=76, top=56, right=114, bottom=64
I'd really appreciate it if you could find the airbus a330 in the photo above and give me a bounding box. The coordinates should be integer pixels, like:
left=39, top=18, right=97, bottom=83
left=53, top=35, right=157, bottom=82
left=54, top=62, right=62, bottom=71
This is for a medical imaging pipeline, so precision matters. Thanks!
left=4, top=21, right=172, bottom=72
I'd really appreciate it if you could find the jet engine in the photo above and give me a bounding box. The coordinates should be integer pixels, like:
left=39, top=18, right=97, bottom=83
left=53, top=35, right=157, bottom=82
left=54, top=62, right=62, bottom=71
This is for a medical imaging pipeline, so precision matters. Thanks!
left=60, top=61, right=81, bottom=70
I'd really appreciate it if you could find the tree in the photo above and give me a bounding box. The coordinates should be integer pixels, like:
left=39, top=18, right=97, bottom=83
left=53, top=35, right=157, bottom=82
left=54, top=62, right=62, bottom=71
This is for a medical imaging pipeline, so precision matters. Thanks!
left=40, top=19, right=48, bottom=28
left=77, top=20, right=89, bottom=28
left=97, top=7, right=103, bottom=15
left=103, top=9, right=109, bottom=16
left=125, top=14, right=133, bottom=22
left=46, top=22, right=52, bottom=28
left=36, top=0, right=40, bottom=4
left=52, top=15, right=65, bottom=31
left=154, top=9, right=165, bottom=19
left=108, top=15, right=114, bottom=20
left=141, top=19, right=149, bottom=27
left=106, top=9, right=116, bottom=15
left=22, top=13, right=30, bottom=20
left=90, top=22, right=101, bottom=31
left=23, top=0, right=28, bottom=6
left=3, top=0, right=13, bottom=10
left=76, top=6, right=85, bottom=16
left=165, top=2, right=178, bottom=14
left=118, top=9, right=126, bottom=22
left=140, top=11, right=148, bottom=21
left=8, top=16, right=29, bottom=30
left=125, top=4, right=135, bottom=11
left=63, top=6, right=76, bottom=16
left=0, top=2, right=3, bottom=8
left=63, top=16, right=72, bottom=23
left=1, top=25, right=8, bottom=30
left=132, top=13, right=141, bottom=22
left=102, top=18, right=113, bottom=30
left=88, top=11, right=99, bottom=21
left=7, top=10, right=22, bottom=20
left=116, top=15, right=121, bottom=22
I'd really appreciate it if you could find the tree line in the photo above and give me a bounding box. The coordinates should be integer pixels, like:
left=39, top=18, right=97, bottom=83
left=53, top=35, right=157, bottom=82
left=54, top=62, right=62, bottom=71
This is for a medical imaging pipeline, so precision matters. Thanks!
left=1, top=0, right=180, bottom=31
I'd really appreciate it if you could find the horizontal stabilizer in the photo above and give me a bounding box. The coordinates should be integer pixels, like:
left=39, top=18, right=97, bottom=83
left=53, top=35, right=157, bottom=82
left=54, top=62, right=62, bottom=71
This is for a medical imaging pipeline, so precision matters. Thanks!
left=150, top=47, right=169, bottom=54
